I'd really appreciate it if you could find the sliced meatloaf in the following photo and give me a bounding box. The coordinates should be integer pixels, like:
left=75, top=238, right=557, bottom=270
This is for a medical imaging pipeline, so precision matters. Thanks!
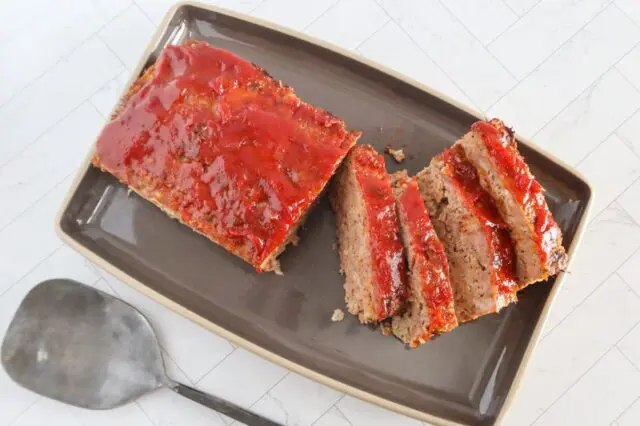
left=456, top=119, right=567, bottom=288
left=390, top=171, right=457, bottom=347
left=417, top=146, right=518, bottom=322
left=330, top=145, right=408, bottom=323
left=92, top=40, right=360, bottom=273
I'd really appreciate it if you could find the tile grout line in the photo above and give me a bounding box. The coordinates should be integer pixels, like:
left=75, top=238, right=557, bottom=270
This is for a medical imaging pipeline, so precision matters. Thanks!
left=7, top=395, right=43, bottom=426
left=524, top=33, right=640, bottom=144
left=613, top=395, right=640, bottom=424
left=310, top=393, right=348, bottom=425
left=531, top=320, right=640, bottom=425
left=614, top=1, right=640, bottom=33
left=616, top=337, right=640, bottom=373
left=0, top=167, right=77, bottom=234
left=300, top=0, right=341, bottom=31
left=541, top=231, right=640, bottom=340
left=0, top=4, right=131, bottom=112
left=616, top=273, right=640, bottom=309
left=193, top=346, right=238, bottom=385
left=0, top=77, right=122, bottom=169
left=498, top=0, right=519, bottom=17
left=132, top=0, right=160, bottom=27
left=373, top=0, right=482, bottom=112
left=484, top=3, right=625, bottom=115
left=353, top=19, right=391, bottom=51
left=436, top=0, right=518, bottom=81
left=333, top=402, right=353, bottom=426
left=0, top=243, right=63, bottom=295
left=247, top=371, right=291, bottom=410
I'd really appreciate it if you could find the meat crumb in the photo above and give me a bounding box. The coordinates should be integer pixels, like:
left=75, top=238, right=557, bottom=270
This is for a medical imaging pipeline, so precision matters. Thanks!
left=384, top=146, right=406, bottom=163
left=331, top=242, right=337, bottom=251
left=331, top=309, right=345, bottom=322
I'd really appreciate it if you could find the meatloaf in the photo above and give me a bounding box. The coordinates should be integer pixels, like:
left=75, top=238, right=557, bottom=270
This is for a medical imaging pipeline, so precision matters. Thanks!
left=417, top=146, right=518, bottom=322
left=330, top=145, right=408, bottom=323
left=390, top=171, right=457, bottom=347
left=92, top=40, right=360, bottom=273
left=456, top=119, right=567, bottom=288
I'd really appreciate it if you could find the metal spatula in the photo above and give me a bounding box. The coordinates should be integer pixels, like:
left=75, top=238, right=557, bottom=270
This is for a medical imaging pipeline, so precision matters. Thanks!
left=1, top=279, right=280, bottom=426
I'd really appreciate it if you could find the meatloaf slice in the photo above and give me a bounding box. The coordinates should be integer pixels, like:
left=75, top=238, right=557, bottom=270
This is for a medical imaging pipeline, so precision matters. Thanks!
left=457, top=119, right=567, bottom=288
left=92, top=40, right=360, bottom=273
left=330, top=145, right=408, bottom=323
left=417, top=146, right=518, bottom=322
left=390, top=171, right=457, bottom=347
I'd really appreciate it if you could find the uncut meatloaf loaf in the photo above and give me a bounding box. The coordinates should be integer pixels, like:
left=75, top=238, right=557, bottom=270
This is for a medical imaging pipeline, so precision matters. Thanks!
left=330, top=145, right=408, bottom=323
left=456, top=119, right=567, bottom=288
left=417, top=146, right=518, bottom=322
left=390, top=171, right=457, bottom=347
left=92, top=40, right=360, bottom=273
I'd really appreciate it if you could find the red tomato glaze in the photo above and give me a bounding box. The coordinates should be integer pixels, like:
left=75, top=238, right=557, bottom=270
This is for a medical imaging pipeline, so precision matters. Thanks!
left=443, top=146, right=517, bottom=297
left=472, top=119, right=561, bottom=267
left=351, top=146, right=407, bottom=319
left=94, top=41, right=358, bottom=270
left=396, top=177, right=456, bottom=338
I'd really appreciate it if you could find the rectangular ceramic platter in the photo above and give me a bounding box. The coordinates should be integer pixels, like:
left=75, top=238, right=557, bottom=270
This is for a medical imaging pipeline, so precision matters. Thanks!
left=56, top=3, right=592, bottom=425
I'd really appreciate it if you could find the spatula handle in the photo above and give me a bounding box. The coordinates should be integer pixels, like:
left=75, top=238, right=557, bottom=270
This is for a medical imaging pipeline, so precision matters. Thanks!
left=170, top=381, right=282, bottom=426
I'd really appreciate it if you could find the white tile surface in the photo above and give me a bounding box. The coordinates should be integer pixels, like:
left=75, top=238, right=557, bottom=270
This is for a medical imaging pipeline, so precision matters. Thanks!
left=252, top=0, right=338, bottom=31
left=378, top=0, right=516, bottom=110
left=251, top=373, right=343, bottom=425
left=0, top=0, right=130, bottom=106
left=503, top=274, right=640, bottom=425
left=533, top=69, right=640, bottom=166
left=617, top=0, right=640, bottom=26
left=489, top=4, right=640, bottom=137
left=313, top=406, right=351, bottom=426
left=337, top=396, right=422, bottom=426
left=0, top=36, right=123, bottom=165
left=577, top=134, right=640, bottom=216
left=502, top=0, right=541, bottom=16
left=356, top=21, right=474, bottom=108
left=89, top=71, right=132, bottom=117
left=98, top=4, right=155, bottom=69
left=0, top=176, right=73, bottom=294
left=489, top=0, right=611, bottom=80
left=617, top=44, right=640, bottom=92
left=543, top=203, right=640, bottom=333
left=618, top=178, right=640, bottom=225
left=0, top=103, right=103, bottom=230
left=1, top=0, right=640, bottom=424
left=617, top=108, right=640, bottom=159
left=305, top=0, right=388, bottom=50
left=619, top=249, right=640, bottom=296
left=197, top=348, right=288, bottom=408
left=618, top=322, right=640, bottom=371
left=444, top=0, right=518, bottom=45
left=617, top=397, right=640, bottom=426
left=533, top=348, right=640, bottom=426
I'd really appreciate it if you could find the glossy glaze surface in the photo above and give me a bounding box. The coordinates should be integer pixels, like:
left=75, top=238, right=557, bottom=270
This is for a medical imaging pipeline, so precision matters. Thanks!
left=351, top=146, right=407, bottom=319
left=58, top=5, right=592, bottom=425
left=472, top=119, right=563, bottom=268
left=395, top=176, right=456, bottom=338
left=443, top=146, right=518, bottom=298
left=94, top=41, right=358, bottom=270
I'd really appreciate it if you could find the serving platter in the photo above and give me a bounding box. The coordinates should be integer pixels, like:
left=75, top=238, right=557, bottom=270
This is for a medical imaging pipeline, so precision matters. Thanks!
left=56, top=2, right=593, bottom=424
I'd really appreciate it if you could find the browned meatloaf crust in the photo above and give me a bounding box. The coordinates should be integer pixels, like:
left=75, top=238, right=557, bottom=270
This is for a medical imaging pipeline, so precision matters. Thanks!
left=91, top=40, right=360, bottom=273
left=390, top=171, right=457, bottom=347
left=417, top=147, right=518, bottom=322
left=330, top=145, right=408, bottom=323
left=457, top=119, right=567, bottom=288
